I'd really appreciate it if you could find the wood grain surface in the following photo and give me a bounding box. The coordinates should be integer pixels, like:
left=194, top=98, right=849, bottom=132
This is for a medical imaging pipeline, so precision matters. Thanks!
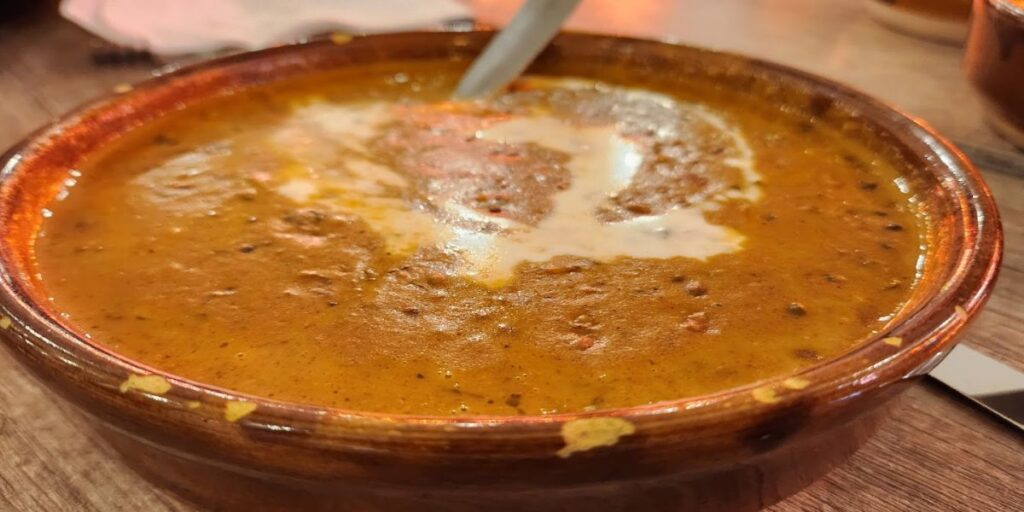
left=1, top=1, right=1021, bottom=511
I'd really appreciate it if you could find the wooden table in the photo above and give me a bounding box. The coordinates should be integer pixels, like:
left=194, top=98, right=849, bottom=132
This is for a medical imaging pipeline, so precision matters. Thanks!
left=0, top=1, right=1021, bottom=510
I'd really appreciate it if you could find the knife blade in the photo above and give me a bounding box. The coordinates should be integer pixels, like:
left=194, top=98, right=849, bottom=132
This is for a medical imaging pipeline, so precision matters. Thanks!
left=929, top=344, right=1024, bottom=431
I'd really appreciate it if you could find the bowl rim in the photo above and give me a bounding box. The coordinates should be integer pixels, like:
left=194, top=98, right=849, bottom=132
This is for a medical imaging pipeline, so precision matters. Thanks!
left=0, top=31, right=1003, bottom=441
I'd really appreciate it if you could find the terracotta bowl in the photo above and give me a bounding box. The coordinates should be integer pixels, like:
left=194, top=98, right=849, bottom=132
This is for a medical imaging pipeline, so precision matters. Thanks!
left=0, top=32, right=1002, bottom=511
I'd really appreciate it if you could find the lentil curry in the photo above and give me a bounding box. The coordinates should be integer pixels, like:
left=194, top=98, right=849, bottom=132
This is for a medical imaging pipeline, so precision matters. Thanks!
left=33, top=61, right=925, bottom=416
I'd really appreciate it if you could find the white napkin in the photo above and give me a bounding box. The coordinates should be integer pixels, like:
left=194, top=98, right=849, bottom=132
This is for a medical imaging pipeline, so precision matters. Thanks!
left=61, top=0, right=472, bottom=55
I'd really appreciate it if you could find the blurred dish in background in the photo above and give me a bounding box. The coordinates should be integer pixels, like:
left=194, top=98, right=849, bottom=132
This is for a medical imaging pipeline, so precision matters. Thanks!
left=864, top=0, right=972, bottom=43
left=60, top=0, right=472, bottom=55
left=965, top=0, right=1024, bottom=149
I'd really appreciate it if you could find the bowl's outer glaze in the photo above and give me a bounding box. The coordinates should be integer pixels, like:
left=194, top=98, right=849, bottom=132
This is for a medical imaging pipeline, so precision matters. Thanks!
left=0, top=32, right=1002, bottom=511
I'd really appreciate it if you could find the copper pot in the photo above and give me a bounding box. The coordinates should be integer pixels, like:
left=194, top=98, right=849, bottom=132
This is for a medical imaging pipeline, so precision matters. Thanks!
left=965, top=0, right=1024, bottom=148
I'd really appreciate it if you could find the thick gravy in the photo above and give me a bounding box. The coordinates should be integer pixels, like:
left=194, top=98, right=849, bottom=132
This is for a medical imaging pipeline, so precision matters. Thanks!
left=34, top=61, right=925, bottom=415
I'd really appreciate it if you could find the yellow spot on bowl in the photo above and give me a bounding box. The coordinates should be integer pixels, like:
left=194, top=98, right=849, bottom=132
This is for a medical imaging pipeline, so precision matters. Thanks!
left=119, top=374, right=172, bottom=395
left=0, top=316, right=11, bottom=329
left=113, top=83, right=133, bottom=94
left=186, top=401, right=201, bottom=410
left=752, top=387, right=780, bottom=404
left=224, top=400, right=257, bottom=422
left=557, top=417, right=636, bottom=458
left=883, top=336, right=903, bottom=347
left=329, top=33, right=352, bottom=45
left=783, top=377, right=811, bottom=390
left=954, top=305, right=968, bottom=321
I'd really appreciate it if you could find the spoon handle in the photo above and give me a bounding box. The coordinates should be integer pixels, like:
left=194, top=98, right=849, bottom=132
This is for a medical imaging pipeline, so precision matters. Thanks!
left=453, top=0, right=582, bottom=99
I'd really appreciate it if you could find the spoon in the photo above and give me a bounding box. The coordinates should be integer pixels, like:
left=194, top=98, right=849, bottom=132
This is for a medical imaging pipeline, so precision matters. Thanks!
left=453, top=0, right=582, bottom=99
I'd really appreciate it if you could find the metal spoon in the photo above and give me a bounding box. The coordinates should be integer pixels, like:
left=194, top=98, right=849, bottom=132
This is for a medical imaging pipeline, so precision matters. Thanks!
left=453, top=0, right=582, bottom=99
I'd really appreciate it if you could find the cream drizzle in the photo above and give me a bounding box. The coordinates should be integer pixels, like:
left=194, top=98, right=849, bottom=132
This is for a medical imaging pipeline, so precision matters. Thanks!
left=461, top=117, right=743, bottom=283
left=259, top=80, right=761, bottom=285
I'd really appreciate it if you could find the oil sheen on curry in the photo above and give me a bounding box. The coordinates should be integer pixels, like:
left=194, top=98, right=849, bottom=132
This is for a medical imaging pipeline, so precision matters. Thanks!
left=34, top=61, right=925, bottom=416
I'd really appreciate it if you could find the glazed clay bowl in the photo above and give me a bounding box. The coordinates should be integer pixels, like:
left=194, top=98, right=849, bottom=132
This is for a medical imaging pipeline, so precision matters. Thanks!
left=0, top=32, right=1002, bottom=511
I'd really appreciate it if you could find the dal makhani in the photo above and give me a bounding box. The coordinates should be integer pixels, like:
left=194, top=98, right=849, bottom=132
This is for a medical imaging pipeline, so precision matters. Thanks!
left=33, top=61, right=925, bottom=415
